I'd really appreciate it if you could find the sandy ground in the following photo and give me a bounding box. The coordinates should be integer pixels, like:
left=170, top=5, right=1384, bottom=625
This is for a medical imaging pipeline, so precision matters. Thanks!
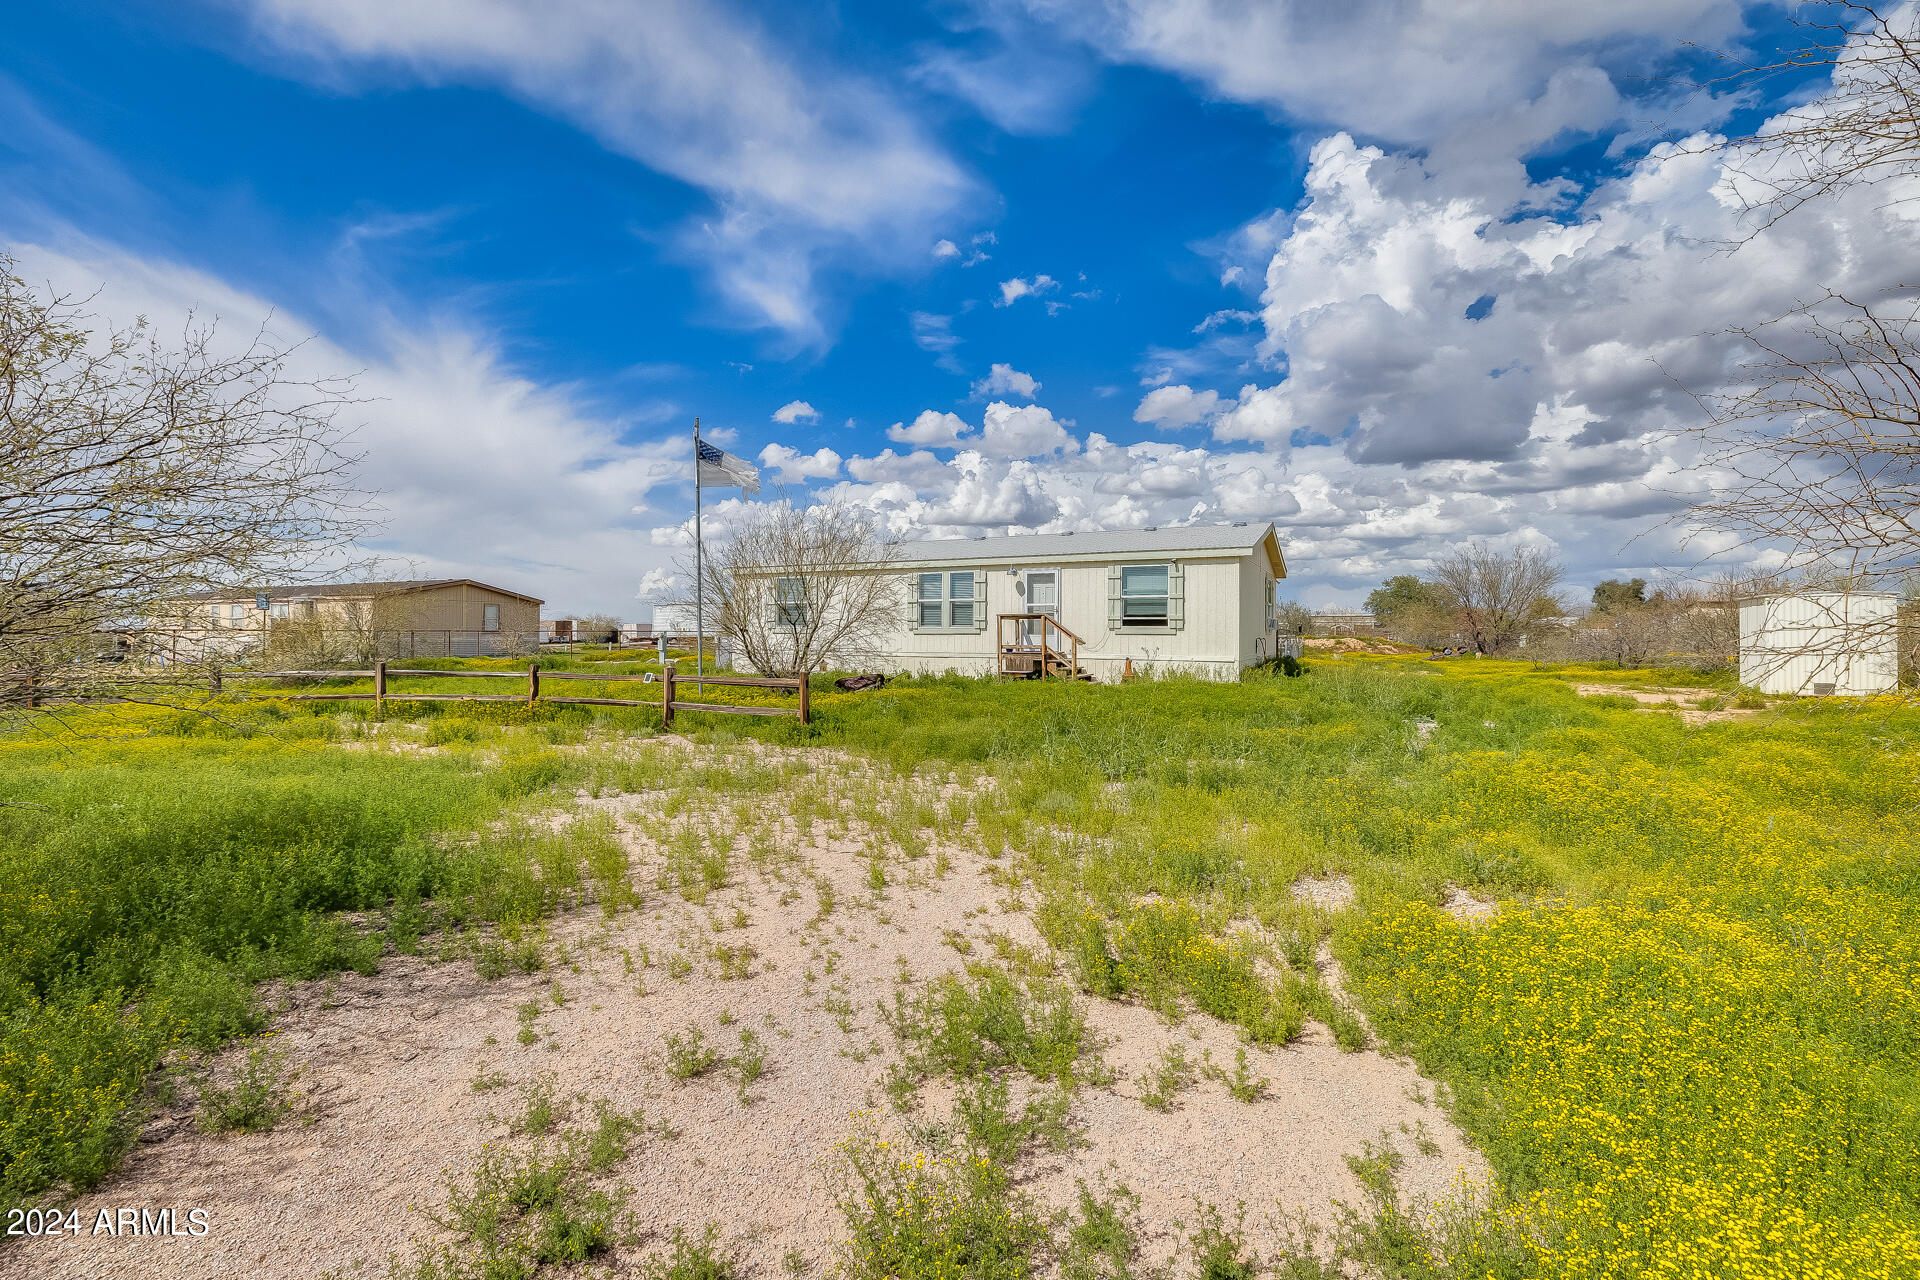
left=1569, top=682, right=1766, bottom=726
left=13, top=742, right=1486, bottom=1280
left=1302, top=637, right=1421, bottom=656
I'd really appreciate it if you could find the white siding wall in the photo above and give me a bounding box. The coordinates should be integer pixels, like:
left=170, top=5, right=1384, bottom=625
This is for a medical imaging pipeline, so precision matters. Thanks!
left=879, top=553, right=1264, bottom=681
left=1737, top=592, right=1900, bottom=696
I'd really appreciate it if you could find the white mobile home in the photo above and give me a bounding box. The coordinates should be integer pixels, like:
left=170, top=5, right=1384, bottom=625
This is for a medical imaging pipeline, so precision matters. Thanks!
left=1737, top=591, right=1900, bottom=696
left=878, top=523, right=1288, bottom=682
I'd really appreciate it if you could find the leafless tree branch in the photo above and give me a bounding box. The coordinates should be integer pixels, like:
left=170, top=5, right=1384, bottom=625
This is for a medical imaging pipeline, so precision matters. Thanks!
left=1, top=255, right=370, bottom=720
left=671, top=501, right=902, bottom=678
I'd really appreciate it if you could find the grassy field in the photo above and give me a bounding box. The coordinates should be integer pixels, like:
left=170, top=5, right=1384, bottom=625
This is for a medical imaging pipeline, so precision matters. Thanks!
left=1, top=657, right=1915, bottom=1278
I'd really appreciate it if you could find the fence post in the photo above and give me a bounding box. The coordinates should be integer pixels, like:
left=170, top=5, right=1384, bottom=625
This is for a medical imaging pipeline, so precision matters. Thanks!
left=528, top=661, right=540, bottom=709
left=374, top=659, right=387, bottom=714
left=797, top=673, right=810, bottom=726
left=662, top=661, right=676, bottom=729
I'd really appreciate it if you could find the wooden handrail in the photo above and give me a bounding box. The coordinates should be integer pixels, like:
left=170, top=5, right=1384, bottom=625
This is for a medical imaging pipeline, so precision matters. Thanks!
left=995, top=613, right=1081, bottom=679
left=996, top=612, right=1084, bottom=646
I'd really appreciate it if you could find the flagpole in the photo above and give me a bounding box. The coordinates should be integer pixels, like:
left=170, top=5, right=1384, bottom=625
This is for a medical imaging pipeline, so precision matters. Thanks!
left=693, top=416, right=704, bottom=694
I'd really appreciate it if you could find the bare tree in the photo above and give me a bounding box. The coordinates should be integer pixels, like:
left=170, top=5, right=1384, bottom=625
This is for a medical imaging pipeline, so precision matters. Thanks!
left=1680, top=291, right=1920, bottom=587
left=1274, top=600, right=1314, bottom=636
left=1550, top=582, right=1737, bottom=669
left=1429, top=544, right=1563, bottom=654
left=676, top=501, right=901, bottom=678
left=1659, top=7, right=1920, bottom=600
left=1, top=258, right=366, bottom=718
left=1702, top=3, right=1920, bottom=233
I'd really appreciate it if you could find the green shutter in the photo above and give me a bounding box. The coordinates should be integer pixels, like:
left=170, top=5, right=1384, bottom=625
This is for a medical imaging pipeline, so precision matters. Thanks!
left=973, top=570, right=989, bottom=631
left=1168, top=562, right=1185, bottom=631
left=1108, top=565, right=1122, bottom=629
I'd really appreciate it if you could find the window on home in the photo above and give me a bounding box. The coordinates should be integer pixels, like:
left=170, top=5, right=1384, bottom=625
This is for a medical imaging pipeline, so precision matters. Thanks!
left=483, top=603, right=500, bottom=632
left=229, top=603, right=244, bottom=621
left=776, top=576, right=809, bottom=627
left=947, top=572, right=974, bottom=628
left=917, top=573, right=944, bottom=628
left=209, top=604, right=222, bottom=626
left=269, top=603, right=290, bottom=620
left=1119, top=564, right=1169, bottom=626
left=916, top=572, right=976, bottom=628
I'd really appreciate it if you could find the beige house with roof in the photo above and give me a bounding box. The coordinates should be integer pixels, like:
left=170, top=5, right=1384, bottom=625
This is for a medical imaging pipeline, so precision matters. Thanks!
left=875, top=522, right=1288, bottom=682
left=162, top=578, right=542, bottom=662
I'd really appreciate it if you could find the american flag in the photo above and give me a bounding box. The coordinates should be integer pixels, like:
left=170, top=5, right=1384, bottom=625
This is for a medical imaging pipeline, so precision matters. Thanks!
left=696, top=439, right=760, bottom=495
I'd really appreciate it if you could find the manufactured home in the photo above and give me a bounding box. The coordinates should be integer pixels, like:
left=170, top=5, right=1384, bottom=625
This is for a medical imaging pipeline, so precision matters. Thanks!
left=875, top=522, right=1287, bottom=682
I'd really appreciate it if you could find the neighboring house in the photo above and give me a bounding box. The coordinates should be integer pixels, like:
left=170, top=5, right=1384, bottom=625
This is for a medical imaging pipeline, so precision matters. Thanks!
left=651, top=604, right=699, bottom=639
left=1311, top=611, right=1379, bottom=635
left=166, top=579, right=541, bottom=661
left=869, top=523, right=1287, bottom=682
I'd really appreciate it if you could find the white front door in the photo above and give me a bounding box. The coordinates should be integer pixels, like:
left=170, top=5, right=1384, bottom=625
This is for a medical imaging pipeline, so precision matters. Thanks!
left=1022, top=569, right=1058, bottom=644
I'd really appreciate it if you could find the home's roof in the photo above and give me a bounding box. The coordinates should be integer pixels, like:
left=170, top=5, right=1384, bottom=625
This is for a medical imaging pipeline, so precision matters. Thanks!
left=184, top=578, right=544, bottom=606
left=1734, top=590, right=1900, bottom=603
left=887, top=522, right=1285, bottom=575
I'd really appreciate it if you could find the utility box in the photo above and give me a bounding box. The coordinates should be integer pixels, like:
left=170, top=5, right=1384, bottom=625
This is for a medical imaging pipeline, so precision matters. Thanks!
left=1737, top=592, right=1900, bottom=696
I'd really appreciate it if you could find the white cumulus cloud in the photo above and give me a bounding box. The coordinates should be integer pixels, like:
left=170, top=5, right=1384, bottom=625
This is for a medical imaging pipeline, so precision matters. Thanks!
left=757, top=442, right=844, bottom=483
left=772, top=399, right=820, bottom=424
left=971, top=362, right=1041, bottom=399
left=1133, top=384, right=1221, bottom=428
left=888, top=409, right=974, bottom=448
left=979, top=400, right=1077, bottom=456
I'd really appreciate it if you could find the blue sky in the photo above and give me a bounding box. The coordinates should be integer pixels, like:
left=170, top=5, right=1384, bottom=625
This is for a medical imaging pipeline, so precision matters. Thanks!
left=1, top=1, right=1884, bottom=615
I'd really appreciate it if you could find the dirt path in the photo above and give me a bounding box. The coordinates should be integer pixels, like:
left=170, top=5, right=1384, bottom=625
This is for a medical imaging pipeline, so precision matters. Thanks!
left=1569, top=682, right=1761, bottom=726
left=14, top=745, right=1485, bottom=1279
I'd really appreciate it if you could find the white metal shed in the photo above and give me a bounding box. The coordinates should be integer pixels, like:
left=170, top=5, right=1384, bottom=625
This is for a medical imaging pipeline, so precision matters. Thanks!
left=1737, top=591, right=1900, bottom=696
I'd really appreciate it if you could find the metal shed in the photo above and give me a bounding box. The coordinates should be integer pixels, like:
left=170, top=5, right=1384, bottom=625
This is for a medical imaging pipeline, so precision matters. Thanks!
left=1737, top=591, right=1900, bottom=696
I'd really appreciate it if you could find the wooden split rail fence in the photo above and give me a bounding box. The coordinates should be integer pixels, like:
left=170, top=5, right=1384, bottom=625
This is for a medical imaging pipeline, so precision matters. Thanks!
left=236, top=660, right=810, bottom=725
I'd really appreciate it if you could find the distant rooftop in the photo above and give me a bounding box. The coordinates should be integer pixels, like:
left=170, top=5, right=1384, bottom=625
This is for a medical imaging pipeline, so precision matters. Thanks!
left=888, top=522, right=1280, bottom=566
left=181, top=578, right=543, bottom=604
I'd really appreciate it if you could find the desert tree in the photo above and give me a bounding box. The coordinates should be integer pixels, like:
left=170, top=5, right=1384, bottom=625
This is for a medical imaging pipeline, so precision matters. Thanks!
left=676, top=500, right=902, bottom=678
left=1592, top=578, right=1650, bottom=612
left=1274, top=600, right=1314, bottom=636
left=1555, top=580, right=1737, bottom=669
left=1429, top=543, right=1563, bottom=654
left=574, top=613, right=622, bottom=645
left=1, top=257, right=366, bottom=718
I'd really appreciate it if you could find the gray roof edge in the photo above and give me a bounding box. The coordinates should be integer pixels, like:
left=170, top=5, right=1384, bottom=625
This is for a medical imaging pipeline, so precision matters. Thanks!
left=885, top=522, right=1276, bottom=564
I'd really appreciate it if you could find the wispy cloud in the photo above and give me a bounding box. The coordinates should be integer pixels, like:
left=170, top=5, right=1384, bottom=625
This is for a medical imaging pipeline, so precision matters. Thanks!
left=242, top=0, right=977, bottom=346
left=995, top=274, right=1057, bottom=307
left=909, top=310, right=964, bottom=373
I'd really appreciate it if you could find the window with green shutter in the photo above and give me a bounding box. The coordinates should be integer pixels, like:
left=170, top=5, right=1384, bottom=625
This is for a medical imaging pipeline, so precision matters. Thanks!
left=911, top=570, right=990, bottom=630
left=1108, top=562, right=1184, bottom=631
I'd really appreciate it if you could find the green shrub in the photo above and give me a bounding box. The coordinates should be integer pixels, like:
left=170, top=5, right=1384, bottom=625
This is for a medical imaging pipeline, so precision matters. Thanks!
left=198, top=1042, right=296, bottom=1133
left=883, top=962, right=1103, bottom=1089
